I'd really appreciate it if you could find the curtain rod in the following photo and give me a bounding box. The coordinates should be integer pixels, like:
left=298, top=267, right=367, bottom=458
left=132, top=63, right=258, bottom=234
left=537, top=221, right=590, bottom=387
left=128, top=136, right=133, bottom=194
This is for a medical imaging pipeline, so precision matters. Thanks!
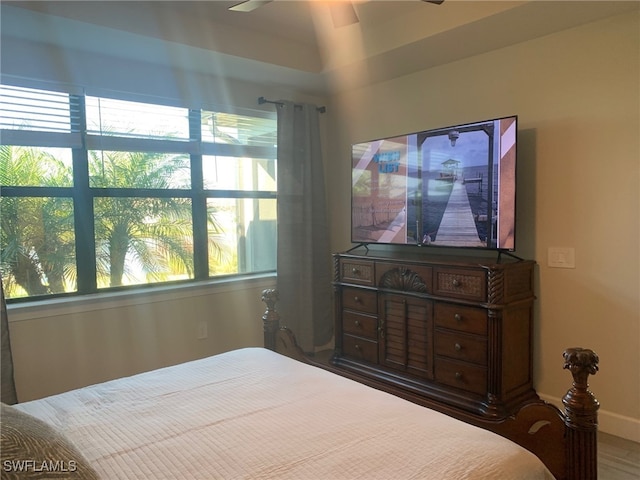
left=258, top=96, right=326, bottom=113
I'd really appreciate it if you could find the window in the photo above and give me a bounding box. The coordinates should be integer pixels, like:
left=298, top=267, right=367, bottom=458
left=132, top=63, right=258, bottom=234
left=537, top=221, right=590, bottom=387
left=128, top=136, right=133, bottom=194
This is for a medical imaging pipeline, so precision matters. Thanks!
left=0, top=84, right=277, bottom=301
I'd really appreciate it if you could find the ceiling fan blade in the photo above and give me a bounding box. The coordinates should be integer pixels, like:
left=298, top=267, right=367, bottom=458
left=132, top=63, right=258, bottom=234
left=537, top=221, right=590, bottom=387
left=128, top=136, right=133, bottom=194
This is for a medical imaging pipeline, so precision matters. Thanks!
left=329, top=2, right=359, bottom=28
left=422, top=0, right=445, bottom=4
left=229, top=0, right=273, bottom=13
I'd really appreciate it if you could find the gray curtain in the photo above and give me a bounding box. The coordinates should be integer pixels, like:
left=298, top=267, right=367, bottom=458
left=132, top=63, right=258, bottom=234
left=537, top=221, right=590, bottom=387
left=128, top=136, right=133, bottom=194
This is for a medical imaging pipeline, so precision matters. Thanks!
left=1, top=279, right=18, bottom=404
left=276, top=101, right=332, bottom=352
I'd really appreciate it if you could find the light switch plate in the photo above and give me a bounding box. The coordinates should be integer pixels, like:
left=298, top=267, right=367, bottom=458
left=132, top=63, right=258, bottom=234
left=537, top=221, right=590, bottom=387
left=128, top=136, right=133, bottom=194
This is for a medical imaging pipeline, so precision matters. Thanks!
left=548, top=247, right=575, bottom=268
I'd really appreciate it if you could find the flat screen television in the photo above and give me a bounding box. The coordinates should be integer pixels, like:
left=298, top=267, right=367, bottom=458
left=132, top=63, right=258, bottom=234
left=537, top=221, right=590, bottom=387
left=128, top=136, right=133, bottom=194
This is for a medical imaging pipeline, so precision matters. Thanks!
left=351, top=115, right=517, bottom=251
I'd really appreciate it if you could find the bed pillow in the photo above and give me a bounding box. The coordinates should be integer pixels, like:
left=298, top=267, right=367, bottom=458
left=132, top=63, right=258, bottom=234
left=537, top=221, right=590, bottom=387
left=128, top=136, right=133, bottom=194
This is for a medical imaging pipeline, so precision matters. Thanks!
left=1, top=403, right=100, bottom=479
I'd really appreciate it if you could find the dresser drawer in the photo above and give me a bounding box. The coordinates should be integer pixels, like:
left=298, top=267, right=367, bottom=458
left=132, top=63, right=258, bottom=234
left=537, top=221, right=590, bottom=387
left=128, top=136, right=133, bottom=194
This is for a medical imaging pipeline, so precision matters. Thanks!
left=342, top=287, right=377, bottom=314
left=435, top=358, right=487, bottom=396
left=434, top=303, right=487, bottom=335
left=376, top=262, right=433, bottom=293
left=376, top=262, right=432, bottom=293
left=340, top=259, right=375, bottom=286
left=343, top=311, right=378, bottom=340
left=433, top=267, right=486, bottom=301
left=435, top=331, right=487, bottom=365
left=343, top=334, right=378, bottom=363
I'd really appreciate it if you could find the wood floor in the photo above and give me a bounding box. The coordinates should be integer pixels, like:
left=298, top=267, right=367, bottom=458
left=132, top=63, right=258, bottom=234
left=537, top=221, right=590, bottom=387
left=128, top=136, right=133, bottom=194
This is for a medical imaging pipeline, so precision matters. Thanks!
left=599, top=432, right=640, bottom=480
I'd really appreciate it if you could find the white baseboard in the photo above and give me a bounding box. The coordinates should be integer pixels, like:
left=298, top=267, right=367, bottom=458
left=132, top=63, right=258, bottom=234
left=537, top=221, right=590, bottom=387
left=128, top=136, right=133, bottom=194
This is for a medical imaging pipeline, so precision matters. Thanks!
left=539, top=393, right=640, bottom=443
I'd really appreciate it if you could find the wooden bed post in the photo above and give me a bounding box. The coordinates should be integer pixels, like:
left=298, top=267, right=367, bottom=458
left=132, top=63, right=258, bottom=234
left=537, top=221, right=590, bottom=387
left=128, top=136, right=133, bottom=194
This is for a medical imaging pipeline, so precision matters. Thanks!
left=261, top=288, right=315, bottom=362
left=562, top=347, right=600, bottom=480
left=261, top=288, right=280, bottom=352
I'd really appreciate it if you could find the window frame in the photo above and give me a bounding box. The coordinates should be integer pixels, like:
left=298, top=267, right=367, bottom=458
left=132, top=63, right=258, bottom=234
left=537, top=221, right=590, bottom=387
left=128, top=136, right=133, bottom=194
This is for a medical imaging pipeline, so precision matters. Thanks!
left=1, top=80, right=277, bottom=303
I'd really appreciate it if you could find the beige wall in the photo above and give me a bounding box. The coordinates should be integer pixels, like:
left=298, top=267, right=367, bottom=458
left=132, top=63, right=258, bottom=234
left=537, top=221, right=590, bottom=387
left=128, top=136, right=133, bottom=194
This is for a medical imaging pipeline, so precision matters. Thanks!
left=326, top=11, right=640, bottom=441
left=8, top=278, right=275, bottom=402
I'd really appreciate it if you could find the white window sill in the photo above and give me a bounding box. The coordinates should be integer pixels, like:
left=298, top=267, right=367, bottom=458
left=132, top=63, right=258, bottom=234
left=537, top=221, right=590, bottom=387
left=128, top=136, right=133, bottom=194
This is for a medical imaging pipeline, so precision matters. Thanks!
left=7, top=273, right=276, bottom=322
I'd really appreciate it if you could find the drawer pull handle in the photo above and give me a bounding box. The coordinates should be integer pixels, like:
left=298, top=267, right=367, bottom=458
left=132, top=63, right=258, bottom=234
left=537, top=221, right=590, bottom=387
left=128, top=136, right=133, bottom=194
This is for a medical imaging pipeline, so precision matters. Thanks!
left=455, top=372, right=463, bottom=380
left=354, top=296, right=360, bottom=303
left=454, top=313, right=462, bottom=322
left=352, top=267, right=359, bottom=274
left=454, top=343, right=462, bottom=351
left=452, top=278, right=461, bottom=287
left=354, top=320, right=360, bottom=327
left=355, top=344, right=361, bottom=350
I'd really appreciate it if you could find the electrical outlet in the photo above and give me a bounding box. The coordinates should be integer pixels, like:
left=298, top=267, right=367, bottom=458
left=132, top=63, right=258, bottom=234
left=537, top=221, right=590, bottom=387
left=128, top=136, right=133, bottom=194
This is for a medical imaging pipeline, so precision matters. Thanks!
left=197, top=321, right=208, bottom=339
left=548, top=247, right=575, bottom=269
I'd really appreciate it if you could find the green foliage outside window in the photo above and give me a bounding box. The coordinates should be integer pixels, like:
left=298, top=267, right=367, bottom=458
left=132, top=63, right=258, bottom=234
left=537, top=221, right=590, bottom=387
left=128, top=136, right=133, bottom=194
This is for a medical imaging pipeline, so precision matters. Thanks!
left=0, top=85, right=277, bottom=301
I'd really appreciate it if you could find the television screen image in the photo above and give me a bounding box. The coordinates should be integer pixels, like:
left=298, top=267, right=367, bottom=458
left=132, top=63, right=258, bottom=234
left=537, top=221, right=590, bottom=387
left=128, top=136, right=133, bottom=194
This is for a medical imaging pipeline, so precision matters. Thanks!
left=351, top=115, right=517, bottom=251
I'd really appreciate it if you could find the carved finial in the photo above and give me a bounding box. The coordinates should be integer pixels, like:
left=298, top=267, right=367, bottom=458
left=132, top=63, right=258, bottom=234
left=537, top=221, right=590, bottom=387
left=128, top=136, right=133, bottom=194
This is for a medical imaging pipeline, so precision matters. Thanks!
left=562, top=347, right=599, bottom=430
left=261, top=288, right=279, bottom=312
left=261, top=289, right=280, bottom=351
left=563, top=347, right=599, bottom=387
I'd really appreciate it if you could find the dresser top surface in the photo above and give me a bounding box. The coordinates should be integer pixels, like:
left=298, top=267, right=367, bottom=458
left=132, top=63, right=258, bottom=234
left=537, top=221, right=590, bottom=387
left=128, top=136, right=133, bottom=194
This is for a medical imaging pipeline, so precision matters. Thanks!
left=335, top=248, right=533, bottom=269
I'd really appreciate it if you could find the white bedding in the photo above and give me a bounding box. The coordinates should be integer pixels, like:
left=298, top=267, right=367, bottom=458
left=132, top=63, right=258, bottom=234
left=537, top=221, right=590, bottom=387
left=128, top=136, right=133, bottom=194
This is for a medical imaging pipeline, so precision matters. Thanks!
left=15, top=348, right=554, bottom=479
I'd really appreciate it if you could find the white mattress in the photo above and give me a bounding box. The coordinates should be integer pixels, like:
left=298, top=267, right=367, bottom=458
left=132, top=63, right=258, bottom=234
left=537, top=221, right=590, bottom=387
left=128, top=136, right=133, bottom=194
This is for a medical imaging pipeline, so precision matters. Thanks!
left=15, top=348, right=554, bottom=479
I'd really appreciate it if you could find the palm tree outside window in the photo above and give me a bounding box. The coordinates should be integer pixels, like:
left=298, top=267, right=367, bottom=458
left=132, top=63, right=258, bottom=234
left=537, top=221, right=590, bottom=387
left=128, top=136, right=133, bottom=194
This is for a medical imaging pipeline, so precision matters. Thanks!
left=0, top=84, right=277, bottom=301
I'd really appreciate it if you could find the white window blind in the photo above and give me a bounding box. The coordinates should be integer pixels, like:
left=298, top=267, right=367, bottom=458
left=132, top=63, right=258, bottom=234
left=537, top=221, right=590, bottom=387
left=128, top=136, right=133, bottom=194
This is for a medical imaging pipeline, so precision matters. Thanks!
left=0, top=85, right=82, bottom=148
left=202, top=110, right=276, bottom=147
left=86, top=96, right=190, bottom=140
left=0, top=85, right=78, bottom=133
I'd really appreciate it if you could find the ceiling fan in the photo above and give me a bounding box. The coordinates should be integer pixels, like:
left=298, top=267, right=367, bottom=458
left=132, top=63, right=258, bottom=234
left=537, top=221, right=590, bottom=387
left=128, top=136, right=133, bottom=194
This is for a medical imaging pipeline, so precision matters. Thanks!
left=229, top=1, right=445, bottom=28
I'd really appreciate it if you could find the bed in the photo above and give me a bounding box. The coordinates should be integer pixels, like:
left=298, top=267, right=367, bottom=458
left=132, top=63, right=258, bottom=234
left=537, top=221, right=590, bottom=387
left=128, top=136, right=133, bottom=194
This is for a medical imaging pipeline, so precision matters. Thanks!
left=1, top=289, right=600, bottom=480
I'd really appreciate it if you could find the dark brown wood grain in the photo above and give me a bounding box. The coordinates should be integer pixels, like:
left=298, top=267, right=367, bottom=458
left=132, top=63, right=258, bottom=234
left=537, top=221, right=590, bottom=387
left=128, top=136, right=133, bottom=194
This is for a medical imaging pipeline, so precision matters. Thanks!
left=332, top=251, right=537, bottom=417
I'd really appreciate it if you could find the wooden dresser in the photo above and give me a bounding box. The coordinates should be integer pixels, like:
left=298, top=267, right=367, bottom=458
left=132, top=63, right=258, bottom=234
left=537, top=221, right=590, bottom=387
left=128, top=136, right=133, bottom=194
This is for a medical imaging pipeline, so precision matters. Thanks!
left=332, top=250, right=538, bottom=418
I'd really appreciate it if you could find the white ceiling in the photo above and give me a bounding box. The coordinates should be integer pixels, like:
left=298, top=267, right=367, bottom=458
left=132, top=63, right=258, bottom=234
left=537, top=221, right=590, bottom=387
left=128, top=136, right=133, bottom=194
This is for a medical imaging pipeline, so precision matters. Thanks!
left=3, top=1, right=638, bottom=95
